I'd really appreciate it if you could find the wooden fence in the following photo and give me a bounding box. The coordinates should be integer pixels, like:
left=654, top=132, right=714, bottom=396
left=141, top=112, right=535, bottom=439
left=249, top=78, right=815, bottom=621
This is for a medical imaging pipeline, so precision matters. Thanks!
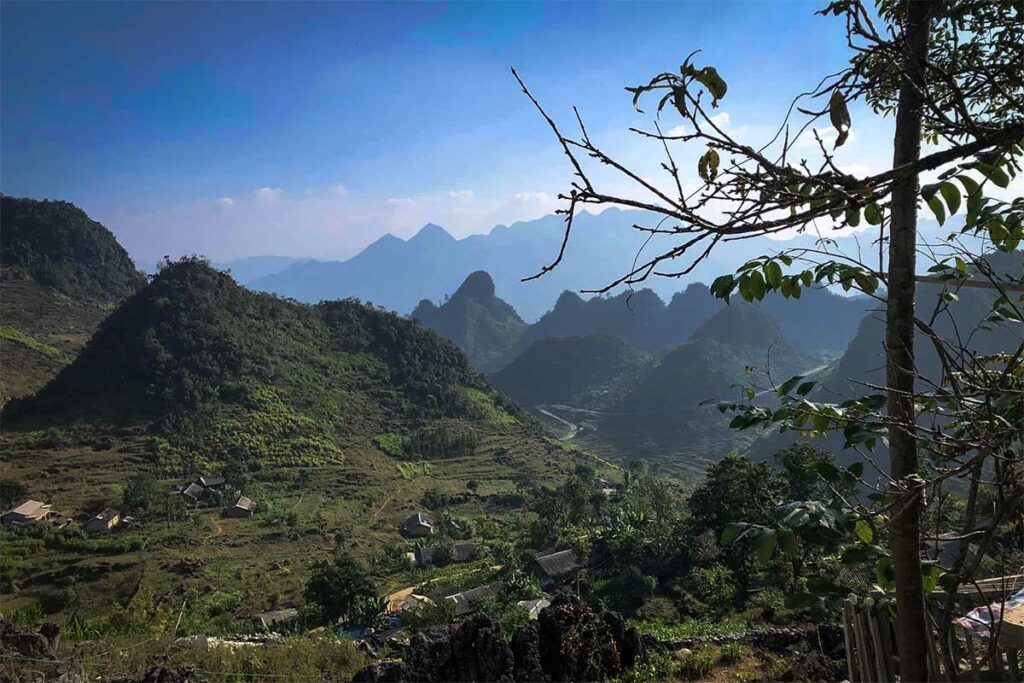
left=842, top=575, right=1023, bottom=682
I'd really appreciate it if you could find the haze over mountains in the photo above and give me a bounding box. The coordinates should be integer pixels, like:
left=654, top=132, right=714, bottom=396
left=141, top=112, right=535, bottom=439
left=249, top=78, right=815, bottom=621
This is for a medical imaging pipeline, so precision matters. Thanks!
left=244, top=208, right=881, bottom=321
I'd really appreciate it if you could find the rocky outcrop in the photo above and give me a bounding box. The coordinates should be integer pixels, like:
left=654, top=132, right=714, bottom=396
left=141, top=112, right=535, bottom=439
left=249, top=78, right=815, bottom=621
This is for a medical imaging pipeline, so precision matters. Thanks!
left=0, top=619, right=85, bottom=683
left=352, top=596, right=643, bottom=682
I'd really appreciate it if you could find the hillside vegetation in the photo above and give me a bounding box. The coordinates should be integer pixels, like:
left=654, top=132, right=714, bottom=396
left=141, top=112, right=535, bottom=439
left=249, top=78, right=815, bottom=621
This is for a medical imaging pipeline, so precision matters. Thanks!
left=411, top=271, right=526, bottom=372
left=1, top=258, right=597, bottom=627
left=0, top=196, right=145, bottom=402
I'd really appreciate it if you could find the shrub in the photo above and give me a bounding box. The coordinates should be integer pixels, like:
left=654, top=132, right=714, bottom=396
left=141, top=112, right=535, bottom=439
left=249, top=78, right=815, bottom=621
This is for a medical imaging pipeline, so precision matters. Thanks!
left=375, top=433, right=407, bottom=457
left=718, top=642, right=750, bottom=665
left=635, top=596, right=679, bottom=623
left=676, top=647, right=715, bottom=680
left=683, top=564, right=737, bottom=617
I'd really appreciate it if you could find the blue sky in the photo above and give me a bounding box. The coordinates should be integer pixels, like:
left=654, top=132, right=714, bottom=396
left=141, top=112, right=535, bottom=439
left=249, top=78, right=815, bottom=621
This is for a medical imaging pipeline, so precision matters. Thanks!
left=2, top=1, right=875, bottom=262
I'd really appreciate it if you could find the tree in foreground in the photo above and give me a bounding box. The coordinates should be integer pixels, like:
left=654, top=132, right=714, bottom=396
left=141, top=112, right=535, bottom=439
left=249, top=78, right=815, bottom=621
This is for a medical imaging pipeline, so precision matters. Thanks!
left=518, top=1, right=1022, bottom=679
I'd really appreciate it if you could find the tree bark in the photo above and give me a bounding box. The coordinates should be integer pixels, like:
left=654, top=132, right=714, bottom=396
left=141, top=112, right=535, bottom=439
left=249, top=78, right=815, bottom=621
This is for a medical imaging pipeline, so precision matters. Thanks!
left=887, top=1, right=934, bottom=681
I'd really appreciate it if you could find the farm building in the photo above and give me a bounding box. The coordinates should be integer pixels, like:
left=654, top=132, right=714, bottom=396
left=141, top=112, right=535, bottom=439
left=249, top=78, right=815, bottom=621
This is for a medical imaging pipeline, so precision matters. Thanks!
left=403, top=512, right=435, bottom=537
left=517, top=598, right=551, bottom=620
left=443, top=582, right=503, bottom=617
left=85, top=508, right=120, bottom=533
left=224, top=496, right=255, bottom=518
left=531, top=549, right=581, bottom=588
left=254, top=604, right=300, bottom=631
left=2, top=500, right=54, bottom=527
left=181, top=483, right=205, bottom=504
left=199, top=474, right=226, bottom=489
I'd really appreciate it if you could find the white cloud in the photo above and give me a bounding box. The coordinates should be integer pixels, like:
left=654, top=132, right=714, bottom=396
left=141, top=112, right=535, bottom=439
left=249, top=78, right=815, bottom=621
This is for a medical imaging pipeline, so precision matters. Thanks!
left=330, top=184, right=349, bottom=196
left=795, top=126, right=858, bottom=150
left=214, top=197, right=234, bottom=208
left=254, top=187, right=283, bottom=202
left=448, top=189, right=474, bottom=201
left=514, top=191, right=551, bottom=203
left=387, top=197, right=414, bottom=206
left=665, top=124, right=689, bottom=137
left=709, top=112, right=731, bottom=128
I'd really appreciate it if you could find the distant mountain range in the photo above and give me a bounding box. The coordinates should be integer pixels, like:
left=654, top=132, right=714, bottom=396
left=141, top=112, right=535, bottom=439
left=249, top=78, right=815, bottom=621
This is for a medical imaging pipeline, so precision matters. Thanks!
left=246, top=208, right=858, bottom=321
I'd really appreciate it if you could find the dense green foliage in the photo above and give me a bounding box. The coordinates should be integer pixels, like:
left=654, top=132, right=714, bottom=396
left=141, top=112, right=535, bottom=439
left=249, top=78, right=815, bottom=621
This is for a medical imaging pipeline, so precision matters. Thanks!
left=0, top=195, right=145, bottom=302
left=5, top=258, right=514, bottom=473
left=305, top=550, right=380, bottom=625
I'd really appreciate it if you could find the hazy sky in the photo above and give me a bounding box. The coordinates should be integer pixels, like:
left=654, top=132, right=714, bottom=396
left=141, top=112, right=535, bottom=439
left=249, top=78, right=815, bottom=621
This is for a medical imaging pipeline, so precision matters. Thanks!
left=3, top=1, right=891, bottom=262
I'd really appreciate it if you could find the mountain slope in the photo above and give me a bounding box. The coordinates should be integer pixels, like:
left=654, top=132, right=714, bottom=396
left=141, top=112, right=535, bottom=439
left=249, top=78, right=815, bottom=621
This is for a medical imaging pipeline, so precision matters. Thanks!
left=490, top=335, right=650, bottom=407
left=411, top=271, right=527, bottom=372
left=592, top=305, right=811, bottom=475
left=8, top=259, right=545, bottom=469
left=0, top=196, right=146, bottom=402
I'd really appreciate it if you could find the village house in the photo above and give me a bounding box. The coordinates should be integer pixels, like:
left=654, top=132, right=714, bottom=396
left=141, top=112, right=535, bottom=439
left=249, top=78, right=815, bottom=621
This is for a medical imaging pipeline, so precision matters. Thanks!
left=49, top=515, right=74, bottom=530
left=403, top=512, right=435, bottom=538
left=443, top=582, right=503, bottom=617
left=254, top=603, right=300, bottom=631
left=85, top=508, right=120, bottom=533
left=2, top=500, right=54, bottom=527
left=224, top=495, right=255, bottom=518
left=517, top=598, right=551, bottom=620
left=452, top=542, right=478, bottom=563
left=199, top=474, right=226, bottom=490
left=181, top=483, right=205, bottom=504
left=530, top=549, right=581, bottom=588
left=412, top=541, right=477, bottom=568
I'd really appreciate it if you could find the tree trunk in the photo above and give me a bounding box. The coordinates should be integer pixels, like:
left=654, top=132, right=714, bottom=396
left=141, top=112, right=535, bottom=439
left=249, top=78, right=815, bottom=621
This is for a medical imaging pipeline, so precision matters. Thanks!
left=887, top=1, right=933, bottom=681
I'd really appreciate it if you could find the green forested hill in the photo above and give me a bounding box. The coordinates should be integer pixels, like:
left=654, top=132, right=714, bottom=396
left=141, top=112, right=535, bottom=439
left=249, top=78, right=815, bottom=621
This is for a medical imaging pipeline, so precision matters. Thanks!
left=0, top=258, right=595, bottom=624
left=1, top=195, right=143, bottom=301
left=410, top=270, right=526, bottom=372
left=0, top=196, right=146, bottom=402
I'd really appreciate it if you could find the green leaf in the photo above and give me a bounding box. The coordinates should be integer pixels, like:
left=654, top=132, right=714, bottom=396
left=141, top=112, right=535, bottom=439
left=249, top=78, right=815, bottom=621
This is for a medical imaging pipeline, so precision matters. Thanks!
left=876, top=556, right=895, bottom=589
left=778, top=375, right=804, bottom=396
left=977, top=162, right=1010, bottom=189
left=926, top=195, right=946, bottom=225
left=845, top=206, right=861, bottom=228
left=721, top=523, right=745, bottom=545
left=955, top=174, right=980, bottom=198
left=855, top=519, right=873, bottom=544
left=755, top=531, right=778, bottom=565
left=921, top=563, right=942, bottom=594
left=938, top=182, right=961, bottom=215
left=764, top=260, right=783, bottom=288
left=865, top=203, right=882, bottom=225
left=748, top=270, right=766, bottom=300
left=697, top=66, right=728, bottom=104
left=828, top=90, right=851, bottom=148
left=779, top=528, right=799, bottom=557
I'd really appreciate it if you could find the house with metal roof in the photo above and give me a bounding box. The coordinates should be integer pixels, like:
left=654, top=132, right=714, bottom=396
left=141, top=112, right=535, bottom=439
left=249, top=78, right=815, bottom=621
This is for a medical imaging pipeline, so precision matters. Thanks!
left=224, top=495, right=255, bottom=518
left=403, top=512, right=435, bottom=537
left=1, top=500, right=54, bottom=527
left=199, top=474, right=226, bottom=489
left=530, top=549, right=581, bottom=588
left=181, top=483, right=205, bottom=504
left=85, top=508, right=120, bottom=533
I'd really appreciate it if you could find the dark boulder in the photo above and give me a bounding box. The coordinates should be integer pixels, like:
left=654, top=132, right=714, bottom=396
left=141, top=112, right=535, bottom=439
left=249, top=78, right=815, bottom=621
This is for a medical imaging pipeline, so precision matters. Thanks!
left=510, top=621, right=543, bottom=682
left=352, top=599, right=643, bottom=683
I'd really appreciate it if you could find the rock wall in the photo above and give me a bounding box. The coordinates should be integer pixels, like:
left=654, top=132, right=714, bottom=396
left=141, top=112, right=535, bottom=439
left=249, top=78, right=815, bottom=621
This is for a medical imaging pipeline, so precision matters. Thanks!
left=353, top=595, right=643, bottom=682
